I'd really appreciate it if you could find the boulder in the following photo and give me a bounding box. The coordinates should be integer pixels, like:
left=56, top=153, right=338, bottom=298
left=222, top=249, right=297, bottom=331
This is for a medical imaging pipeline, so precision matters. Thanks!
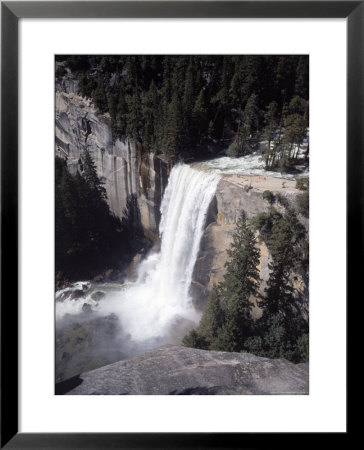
left=57, top=344, right=309, bottom=395
left=90, top=291, right=106, bottom=302
left=82, top=303, right=93, bottom=314
left=70, top=289, right=85, bottom=300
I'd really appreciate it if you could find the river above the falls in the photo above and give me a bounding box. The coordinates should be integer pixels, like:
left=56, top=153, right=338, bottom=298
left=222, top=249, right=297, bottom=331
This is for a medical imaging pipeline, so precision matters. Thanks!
left=192, top=150, right=309, bottom=179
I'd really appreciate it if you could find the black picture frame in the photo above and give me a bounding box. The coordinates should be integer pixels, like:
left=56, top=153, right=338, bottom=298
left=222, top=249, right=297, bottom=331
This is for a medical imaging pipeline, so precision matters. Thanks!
left=1, top=1, right=356, bottom=448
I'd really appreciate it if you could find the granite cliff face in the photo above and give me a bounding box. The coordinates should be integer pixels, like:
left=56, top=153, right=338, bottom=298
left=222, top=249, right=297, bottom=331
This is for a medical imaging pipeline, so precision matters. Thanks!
left=191, top=175, right=309, bottom=319
left=55, top=87, right=169, bottom=241
left=56, top=344, right=309, bottom=395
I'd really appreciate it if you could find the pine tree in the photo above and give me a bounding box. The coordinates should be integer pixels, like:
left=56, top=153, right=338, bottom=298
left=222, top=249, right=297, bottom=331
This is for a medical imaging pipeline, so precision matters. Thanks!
left=263, top=101, right=278, bottom=168
left=274, top=56, right=298, bottom=107
left=295, top=56, right=309, bottom=99
left=165, top=92, right=184, bottom=161
left=218, top=211, right=261, bottom=348
left=192, top=89, right=208, bottom=144
left=126, top=86, right=142, bottom=141
left=262, top=209, right=305, bottom=316
left=234, top=122, right=250, bottom=156
left=106, top=91, right=118, bottom=128
left=141, top=80, right=159, bottom=150
left=229, top=68, right=242, bottom=107
left=183, top=57, right=197, bottom=114
left=283, top=113, right=307, bottom=163
left=92, top=73, right=107, bottom=112
left=82, top=148, right=107, bottom=200
left=240, top=56, right=264, bottom=105
left=183, top=211, right=260, bottom=352
left=210, top=56, right=232, bottom=140
left=182, top=58, right=200, bottom=149
left=196, top=285, right=225, bottom=346
left=224, top=211, right=261, bottom=303
left=244, top=93, right=260, bottom=138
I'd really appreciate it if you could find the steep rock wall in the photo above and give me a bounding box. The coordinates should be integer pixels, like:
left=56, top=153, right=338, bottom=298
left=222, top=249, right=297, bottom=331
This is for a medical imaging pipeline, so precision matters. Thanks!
left=55, top=89, right=169, bottom=241
left=191, top=175, right=309, bottom=319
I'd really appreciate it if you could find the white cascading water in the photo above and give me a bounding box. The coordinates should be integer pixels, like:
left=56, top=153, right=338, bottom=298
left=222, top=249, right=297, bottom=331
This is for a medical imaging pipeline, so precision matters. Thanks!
left=192, top=151, right=309, bottom=179
left=56, top=163, right=220, bottom=345
left=109, top=163, right=220, bottom=341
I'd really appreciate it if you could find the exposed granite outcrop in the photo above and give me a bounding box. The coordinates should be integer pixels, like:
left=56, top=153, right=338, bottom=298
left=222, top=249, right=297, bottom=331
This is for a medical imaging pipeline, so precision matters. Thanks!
left=56, top=344, right=308, bottom=395
left=55, top=88, right=169, bottom=241
left=191, top=174, right=309, bottom=318
left=216, top=174, right=308, bottom=224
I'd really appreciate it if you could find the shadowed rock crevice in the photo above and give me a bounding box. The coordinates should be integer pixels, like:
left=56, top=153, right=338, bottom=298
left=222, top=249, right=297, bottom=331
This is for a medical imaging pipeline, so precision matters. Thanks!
left=169, top=386, right=222, bottom=395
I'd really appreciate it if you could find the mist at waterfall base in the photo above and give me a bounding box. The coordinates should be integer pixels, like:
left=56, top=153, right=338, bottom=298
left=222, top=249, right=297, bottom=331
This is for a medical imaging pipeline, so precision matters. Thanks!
left=56, top=164, right=221, bottom=367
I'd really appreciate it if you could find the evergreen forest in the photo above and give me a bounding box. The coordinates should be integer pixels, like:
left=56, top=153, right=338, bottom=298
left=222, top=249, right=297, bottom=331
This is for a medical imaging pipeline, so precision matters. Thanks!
left=56, top=55, right=309, bottom=170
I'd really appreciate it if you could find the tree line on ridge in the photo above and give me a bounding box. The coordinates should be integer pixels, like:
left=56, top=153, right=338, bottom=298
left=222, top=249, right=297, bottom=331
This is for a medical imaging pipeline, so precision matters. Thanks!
left=57, top=55, right=309, bottom=171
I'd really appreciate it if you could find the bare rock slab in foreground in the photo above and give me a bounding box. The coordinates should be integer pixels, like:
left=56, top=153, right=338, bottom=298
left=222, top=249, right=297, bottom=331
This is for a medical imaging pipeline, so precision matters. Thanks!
left=56, top=345, right=309, bottom=395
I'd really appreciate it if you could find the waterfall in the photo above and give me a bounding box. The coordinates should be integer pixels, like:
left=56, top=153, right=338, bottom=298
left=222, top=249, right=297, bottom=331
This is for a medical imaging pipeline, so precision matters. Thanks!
left=100, top=163, right=220, bottom=342
left=56, top=163, right=220, bottom=349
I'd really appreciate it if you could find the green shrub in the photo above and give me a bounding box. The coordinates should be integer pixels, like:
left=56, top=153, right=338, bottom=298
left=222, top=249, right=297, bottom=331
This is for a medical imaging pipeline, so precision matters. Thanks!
left=250, top=207, right=281, bottom=238
left=182, top=329, right=208, bottom=349
left=295, top=333, right=309, bottom=362
left=244, top=336, right=264, bottom=355
left=275, top=193, right=289, bottom=208
left=226, top=141, right=238, bottom=157
left=278, top=155, right=294, bottom=173
left=297, top=191, right=309, bottom=217
left=251, top=212, right=270, bottom=232
left=56, top=65, right=67, bottom=78
left=263, top=190, right=275, bottom=204
left=296, top=177, right=309, bottom=191
left=295, top=238, right=309, bottom=276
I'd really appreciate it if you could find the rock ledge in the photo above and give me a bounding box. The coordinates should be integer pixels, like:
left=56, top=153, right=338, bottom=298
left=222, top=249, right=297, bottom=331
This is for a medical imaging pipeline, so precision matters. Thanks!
left=56, top=345, right=308, bottom=395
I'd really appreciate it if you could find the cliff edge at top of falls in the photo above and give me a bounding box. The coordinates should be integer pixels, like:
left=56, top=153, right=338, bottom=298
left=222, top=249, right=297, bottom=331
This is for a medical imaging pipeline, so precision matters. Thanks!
left=56, top=345, right=308, bottom=395
left=216, top=173, right=308, bottom=225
